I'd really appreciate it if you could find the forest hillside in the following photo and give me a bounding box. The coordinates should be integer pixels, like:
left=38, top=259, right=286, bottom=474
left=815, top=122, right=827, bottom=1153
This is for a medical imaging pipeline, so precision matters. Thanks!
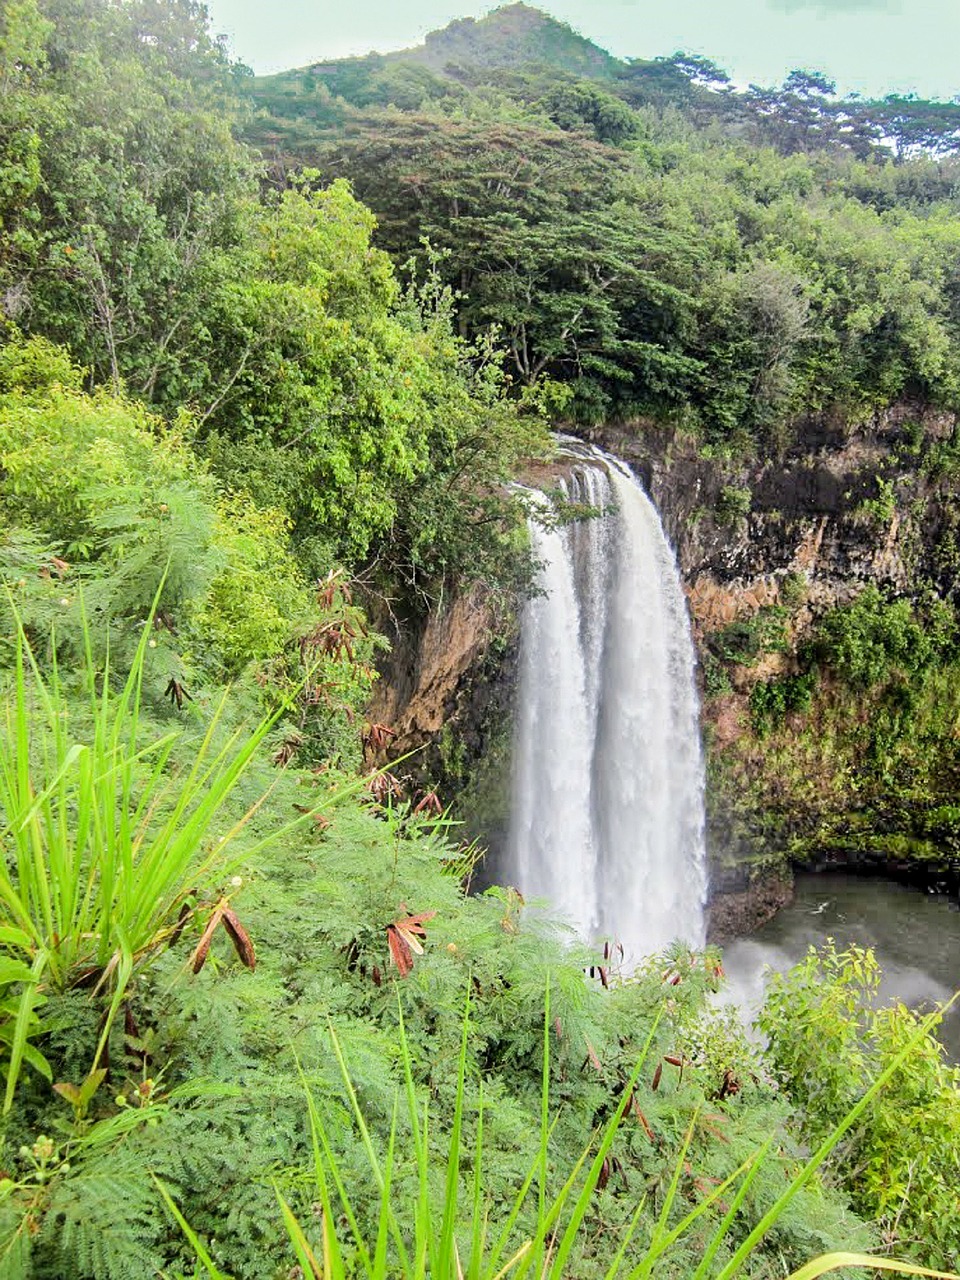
left=245, top=3, right=960, bottom=907
left=0, top=2, right=958, bottom=1277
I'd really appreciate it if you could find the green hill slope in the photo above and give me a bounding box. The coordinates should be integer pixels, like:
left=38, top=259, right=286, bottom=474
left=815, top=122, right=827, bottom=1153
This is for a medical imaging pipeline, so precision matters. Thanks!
left=394, top=3, right=619, bottom=77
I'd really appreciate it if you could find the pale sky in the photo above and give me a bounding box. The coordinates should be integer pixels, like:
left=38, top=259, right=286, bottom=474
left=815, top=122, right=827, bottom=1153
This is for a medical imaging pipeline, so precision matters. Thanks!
left=205, top=0, right=959, bottom=98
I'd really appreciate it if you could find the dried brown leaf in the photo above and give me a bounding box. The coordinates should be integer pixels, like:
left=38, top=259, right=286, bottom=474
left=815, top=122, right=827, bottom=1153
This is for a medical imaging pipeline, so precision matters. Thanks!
left=190, top=906, right=224, bottom=974
left=387, top=925, right=413, bottom=977
left=222, top=907, right=256, bottom=970
left=632, top=1097, right=656, bottom=1142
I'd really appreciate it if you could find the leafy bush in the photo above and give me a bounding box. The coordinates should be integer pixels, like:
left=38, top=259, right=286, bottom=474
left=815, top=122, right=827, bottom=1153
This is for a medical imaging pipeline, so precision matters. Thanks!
left=760, top=943, right=960, bottom=1270
left=708, top=606, right=790, bottom=667
left=714, top=484, right=752, bottom=527
left=0, top=606, right=303, bottom=1111
left=0, top=339, right=349, bottom=682
left=749, top=671, right=817, bottom=731
left=808, top=587, right=954, bottom=689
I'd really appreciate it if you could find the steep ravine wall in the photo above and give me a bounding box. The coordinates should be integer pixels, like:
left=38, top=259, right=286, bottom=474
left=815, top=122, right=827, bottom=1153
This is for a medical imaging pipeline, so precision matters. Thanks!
left=369, top=401, right=960, bottom=940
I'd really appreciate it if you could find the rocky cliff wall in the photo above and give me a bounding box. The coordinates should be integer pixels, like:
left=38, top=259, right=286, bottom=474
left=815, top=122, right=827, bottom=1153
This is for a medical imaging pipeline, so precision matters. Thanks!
left=369, top=401, right=960, bottom=939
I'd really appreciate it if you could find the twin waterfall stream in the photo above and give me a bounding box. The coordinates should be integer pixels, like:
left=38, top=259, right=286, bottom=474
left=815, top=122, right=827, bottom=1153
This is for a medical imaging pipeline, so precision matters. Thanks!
left=506, top=445, right=707, bottom=964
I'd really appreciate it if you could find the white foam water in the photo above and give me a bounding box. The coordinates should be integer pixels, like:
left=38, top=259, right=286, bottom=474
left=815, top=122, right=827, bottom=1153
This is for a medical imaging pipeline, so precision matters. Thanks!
left=507, top=445, right=707, bottom=962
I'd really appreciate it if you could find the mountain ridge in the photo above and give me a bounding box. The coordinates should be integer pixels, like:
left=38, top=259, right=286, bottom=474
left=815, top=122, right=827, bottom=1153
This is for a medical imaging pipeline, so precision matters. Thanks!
left=272, top=4, right=621, bottom=83
left=395, top=4, right=619, bottom=78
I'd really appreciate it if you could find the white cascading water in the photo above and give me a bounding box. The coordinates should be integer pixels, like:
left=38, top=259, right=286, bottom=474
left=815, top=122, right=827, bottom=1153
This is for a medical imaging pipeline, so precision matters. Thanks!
left=507, top=445, right=707, bottom=962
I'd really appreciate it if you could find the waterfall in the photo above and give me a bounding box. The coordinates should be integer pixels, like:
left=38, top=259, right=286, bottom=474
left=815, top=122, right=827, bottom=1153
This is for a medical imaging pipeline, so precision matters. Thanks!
left=507, top=445, right=707, bottom=962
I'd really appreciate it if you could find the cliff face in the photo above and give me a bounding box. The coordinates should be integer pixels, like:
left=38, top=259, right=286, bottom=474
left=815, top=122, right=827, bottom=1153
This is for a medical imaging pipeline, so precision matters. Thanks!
left=603, top=402, right=955, bottom=600
left=371, top=401, right=960, bottom=937
left=366, top=589, right=521, bottom=855
left=600, top=401, right=960, bottom=933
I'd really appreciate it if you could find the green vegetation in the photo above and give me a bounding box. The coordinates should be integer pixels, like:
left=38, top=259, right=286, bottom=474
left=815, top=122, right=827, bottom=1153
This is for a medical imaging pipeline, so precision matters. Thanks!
left=0, top=2, right=959, bottom=1277
left=708, top=607, right=790, bottom=668
left=0, top=1, right=548, bottom=602
left=762, top=944, right=960, bottom=1270
left=246, top=5, right=960, bottom=445
left=707, top=585, right=960, bottom=872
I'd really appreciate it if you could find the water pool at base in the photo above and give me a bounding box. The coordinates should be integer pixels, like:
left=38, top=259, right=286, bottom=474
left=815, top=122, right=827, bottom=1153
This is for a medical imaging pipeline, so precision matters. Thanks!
left=722, top=872, right=960, bottom=1059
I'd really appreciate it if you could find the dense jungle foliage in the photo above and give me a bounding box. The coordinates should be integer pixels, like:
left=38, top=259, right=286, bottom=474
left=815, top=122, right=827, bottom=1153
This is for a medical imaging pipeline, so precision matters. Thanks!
left=243, top=1, right=960, bottom=905
left=0, top=0, right=959, bottom=1276
left=247, top=3, right=960, bottom=444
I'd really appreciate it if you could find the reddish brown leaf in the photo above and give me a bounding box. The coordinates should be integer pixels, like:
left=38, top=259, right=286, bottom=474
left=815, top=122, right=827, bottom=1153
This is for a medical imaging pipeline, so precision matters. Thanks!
left=372, top=965, right=382, bottom=988
left=222, top=908, right=256, bottom=970
left=652, top=1062, right=663, bottom=1092
left=167, top=900, right=193, bottom=950
left=632, top=1097, right=656, bottom=1142
left=169, top=908, right=191, bottom=948
left=164, top=677, right=192, bottom=711
left=190, top=907, right=224, bottom=974
left=717, top=1070, right=741, bottom=1100
left=393, top=911, right=436, bottom=939
left=368, top=771, right=403, bottom=804
left=364, top=722, right=397, bottom=755
left=387, top=926, right=413, bottom=977
left=413, top=790, right=443, bottom=817
left=386, top=910, right=436, bottom=977
left=585, top=1039, right=602, bottom=1072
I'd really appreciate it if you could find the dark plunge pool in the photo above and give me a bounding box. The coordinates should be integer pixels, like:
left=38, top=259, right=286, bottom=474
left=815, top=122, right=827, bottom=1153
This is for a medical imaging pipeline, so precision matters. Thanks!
left=721, top=872, right=960, bottom=1060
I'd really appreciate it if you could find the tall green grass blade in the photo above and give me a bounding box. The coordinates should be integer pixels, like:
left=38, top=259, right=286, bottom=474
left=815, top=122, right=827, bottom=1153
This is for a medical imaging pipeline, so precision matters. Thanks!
left=603, top=1193, right=648, bottom=1280
left=715, top=993, right=960, bottom=1280
left=276, top=1188, right=324, bottom=1280
left=374, top=1102, right=399, bottom=1278
left=325, top=1021, right=412, bottom=1275
left=536, top=977, right=550, bottom=1277
left=3, top=951, right=46, bottom=1114
left=153, top=1177, right=233, bottom=1280
left=691, top=1137, right=774, bottom=1280
left=439, top=988, right=471, bottom=1276
left=628, top=1143, right=773, bottom=1280
left=633, top=1105, right=700, bottom=1280
left=543, top=1006, right=664, bottom=1280
left=485, top=1112, right=563, bottom=1276
left=396, top=998, right=434, bottom=1280
left=467, top=1081, right=485, bottom=1280
left=786, top=1255, right=960, bottom=1280
left=298, top=1059, right=371, bottom=1279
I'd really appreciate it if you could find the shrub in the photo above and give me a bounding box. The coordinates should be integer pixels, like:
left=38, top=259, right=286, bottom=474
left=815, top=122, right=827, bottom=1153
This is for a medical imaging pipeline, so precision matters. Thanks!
left=715, top=484, right=752, bottom=527
left=708, top=606, right=790, bottom=667
left=759, top=942, right=960, bottom=1269
left=0, top=606, right=300, bottom=1110
left=749, top=671, right=816, bottom=731
left=808, top=587, right=953, bottom=689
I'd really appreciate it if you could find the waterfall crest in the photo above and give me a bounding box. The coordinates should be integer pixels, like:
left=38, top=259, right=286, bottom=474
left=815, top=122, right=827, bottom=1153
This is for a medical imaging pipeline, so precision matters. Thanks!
left=507, top=445, right=707, bottom=961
